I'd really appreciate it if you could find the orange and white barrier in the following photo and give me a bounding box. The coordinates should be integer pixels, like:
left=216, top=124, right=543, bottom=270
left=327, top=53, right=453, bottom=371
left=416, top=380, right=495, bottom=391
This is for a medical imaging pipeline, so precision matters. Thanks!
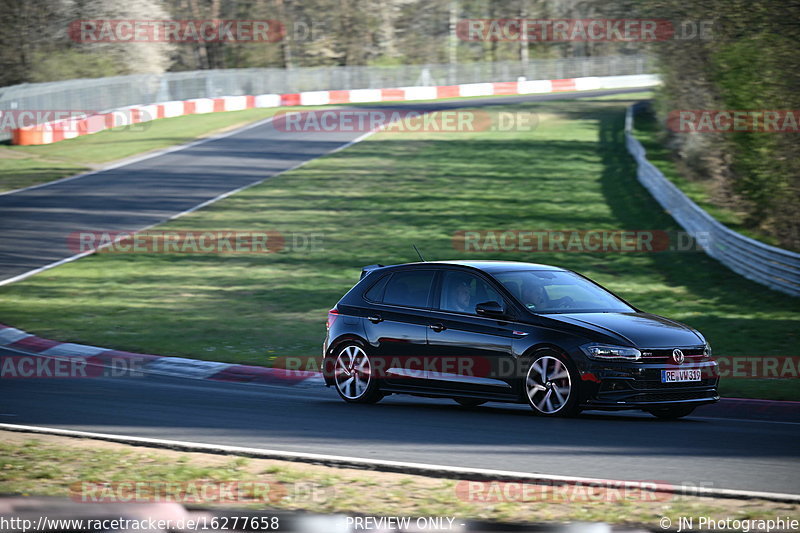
left=11, top=74, right=658, bottom=145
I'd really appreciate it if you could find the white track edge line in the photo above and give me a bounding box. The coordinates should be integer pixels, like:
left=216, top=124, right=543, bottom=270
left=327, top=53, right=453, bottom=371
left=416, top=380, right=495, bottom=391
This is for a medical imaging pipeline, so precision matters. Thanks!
left=0, top=115, right=280, bottom=198
left=0, top=128, right=376, bottom=287
left=0, top=251, right=96, bottom=287
left=0, top=423, right=797, bottom=503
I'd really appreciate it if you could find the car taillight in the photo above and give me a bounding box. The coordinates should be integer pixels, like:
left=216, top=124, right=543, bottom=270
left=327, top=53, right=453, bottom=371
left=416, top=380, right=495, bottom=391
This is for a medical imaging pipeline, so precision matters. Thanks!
left=326, top=308, right=339, bottom=329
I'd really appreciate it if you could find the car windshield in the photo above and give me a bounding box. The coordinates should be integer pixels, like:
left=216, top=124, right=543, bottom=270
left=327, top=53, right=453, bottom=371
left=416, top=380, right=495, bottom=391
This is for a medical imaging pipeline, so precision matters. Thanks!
left=491, top=270, right=634, bottom=314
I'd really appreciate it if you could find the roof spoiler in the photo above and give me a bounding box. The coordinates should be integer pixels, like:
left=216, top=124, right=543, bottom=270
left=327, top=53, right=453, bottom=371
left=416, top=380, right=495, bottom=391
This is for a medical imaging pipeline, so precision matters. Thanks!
left=360, top=264, right=385, bottom=279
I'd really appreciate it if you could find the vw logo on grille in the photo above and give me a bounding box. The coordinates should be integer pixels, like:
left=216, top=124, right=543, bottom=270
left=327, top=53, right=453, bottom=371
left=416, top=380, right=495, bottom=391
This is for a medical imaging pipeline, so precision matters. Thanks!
left=672, top=349, right=685, bottom=364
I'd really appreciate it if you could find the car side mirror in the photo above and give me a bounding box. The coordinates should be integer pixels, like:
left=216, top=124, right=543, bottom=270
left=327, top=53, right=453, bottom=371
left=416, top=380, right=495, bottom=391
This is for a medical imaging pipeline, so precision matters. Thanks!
left=475, top=301, right=506, bottom=318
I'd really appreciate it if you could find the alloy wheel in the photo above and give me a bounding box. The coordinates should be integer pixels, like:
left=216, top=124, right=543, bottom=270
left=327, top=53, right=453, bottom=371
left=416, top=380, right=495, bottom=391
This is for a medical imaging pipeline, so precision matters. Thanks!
left=334, top=345, right=372, bottom=400
left=526, top=355, right=572, bottom=415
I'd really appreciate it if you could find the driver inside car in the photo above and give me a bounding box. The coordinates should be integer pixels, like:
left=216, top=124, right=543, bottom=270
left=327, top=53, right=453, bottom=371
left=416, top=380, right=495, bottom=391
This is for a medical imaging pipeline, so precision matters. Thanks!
left=448, top=279, right=473, bottom=313
left=520, top=281, right=573, bottom=310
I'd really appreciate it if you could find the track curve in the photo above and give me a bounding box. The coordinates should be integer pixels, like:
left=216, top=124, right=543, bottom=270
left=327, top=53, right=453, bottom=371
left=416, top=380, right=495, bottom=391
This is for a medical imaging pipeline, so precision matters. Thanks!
left=0, top=88, right=644, bottom=284
left=0, top=347, right=797, bottom=495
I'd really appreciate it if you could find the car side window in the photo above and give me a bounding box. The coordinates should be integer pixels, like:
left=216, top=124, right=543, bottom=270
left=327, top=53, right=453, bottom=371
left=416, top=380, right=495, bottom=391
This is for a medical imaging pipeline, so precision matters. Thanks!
left=381, top=270, right=435, bottom=308
left=363, top=274, right=390, bottom=302
left=439, top=271, right=503, bottom=315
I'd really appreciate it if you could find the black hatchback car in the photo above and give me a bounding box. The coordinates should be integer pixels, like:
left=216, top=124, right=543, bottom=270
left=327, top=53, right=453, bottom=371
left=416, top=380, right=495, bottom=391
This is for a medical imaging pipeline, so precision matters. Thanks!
left=322, top=261, right=719, bottom=418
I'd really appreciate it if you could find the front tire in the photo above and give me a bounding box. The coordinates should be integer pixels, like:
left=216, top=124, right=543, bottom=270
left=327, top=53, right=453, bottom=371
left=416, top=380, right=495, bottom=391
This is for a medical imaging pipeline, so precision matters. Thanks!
left=647, top=405, right=696, bottom=420
left=523, top=351, right=580, bottom=417
left=333, top=343, right=383, bottom=404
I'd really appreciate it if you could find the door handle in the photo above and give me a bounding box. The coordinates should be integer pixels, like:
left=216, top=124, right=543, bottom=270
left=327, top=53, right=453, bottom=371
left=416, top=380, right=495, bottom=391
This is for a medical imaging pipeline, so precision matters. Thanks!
left=367, top=315, right=383, bottom=324
left=429, top=323, right=446, bottom=332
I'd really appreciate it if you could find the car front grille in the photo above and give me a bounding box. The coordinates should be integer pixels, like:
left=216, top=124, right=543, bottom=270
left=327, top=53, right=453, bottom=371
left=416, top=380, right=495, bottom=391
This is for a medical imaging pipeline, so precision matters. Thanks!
left=640, top=346, right=707, bottom=363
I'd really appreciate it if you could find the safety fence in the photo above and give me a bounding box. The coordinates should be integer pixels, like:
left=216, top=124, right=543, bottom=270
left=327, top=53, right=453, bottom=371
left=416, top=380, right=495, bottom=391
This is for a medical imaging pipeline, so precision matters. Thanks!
left=625, top=104, right=800, bottom=297
left=12, top=74, right=659, bottom=145
left=0, top=54, right=654, bottom=141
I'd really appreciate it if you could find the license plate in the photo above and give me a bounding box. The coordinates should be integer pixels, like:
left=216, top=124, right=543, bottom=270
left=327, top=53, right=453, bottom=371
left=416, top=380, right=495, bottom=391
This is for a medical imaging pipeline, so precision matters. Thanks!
left=661, top=369, right=702, bottom=383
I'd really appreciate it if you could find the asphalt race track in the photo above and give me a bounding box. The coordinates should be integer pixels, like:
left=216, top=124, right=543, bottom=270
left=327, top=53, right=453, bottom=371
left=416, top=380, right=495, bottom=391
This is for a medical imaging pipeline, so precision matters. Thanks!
left=1, top=87, right=797, bottom=497
left=0, top=346, right=798, bottom=495
left=0, top=88, right=645, bottom=284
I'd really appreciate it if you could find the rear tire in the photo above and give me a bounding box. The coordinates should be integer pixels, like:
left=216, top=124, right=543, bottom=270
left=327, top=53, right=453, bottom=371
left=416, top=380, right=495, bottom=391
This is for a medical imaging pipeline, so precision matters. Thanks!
left=647, top=405, right=696, bottom=420
left=454, top=398, right=487, bottom=408
left=523, top=350, right=580, bottom=417
left=333, top=343, right=383, bottom=404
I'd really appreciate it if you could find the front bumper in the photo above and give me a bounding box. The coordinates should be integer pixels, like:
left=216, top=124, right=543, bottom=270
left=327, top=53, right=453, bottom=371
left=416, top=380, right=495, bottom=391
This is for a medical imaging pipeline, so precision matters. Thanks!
left=578, top=359, right=719, bottom=410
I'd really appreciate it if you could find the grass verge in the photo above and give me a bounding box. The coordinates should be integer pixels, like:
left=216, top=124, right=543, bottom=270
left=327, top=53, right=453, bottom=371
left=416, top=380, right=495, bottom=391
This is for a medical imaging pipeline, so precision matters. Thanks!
left=0, top=95, right=797, bottom=399
left=1, top=431, right=795, bottom=525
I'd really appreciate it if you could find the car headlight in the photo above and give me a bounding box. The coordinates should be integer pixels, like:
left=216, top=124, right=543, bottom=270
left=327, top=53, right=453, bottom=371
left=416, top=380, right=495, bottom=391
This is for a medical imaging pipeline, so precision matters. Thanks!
left=703, top=343, right=712, bottom=358
left=580, top=343, right=642, bottom=361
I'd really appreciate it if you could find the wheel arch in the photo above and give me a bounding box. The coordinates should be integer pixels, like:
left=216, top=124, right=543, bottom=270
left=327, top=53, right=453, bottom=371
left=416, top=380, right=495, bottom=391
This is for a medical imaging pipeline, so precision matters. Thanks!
left=517, top=342, right=585, bottom=405
left=323, top=334, right=369, bottom=386
left=519, top=342, right=574, bottom=364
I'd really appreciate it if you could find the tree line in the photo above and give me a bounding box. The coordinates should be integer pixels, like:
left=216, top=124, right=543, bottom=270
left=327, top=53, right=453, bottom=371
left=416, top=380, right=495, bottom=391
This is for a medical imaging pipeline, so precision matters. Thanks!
left=0, top=0, right=646, bottom=83
left=640, top=0, right=798, bottom=250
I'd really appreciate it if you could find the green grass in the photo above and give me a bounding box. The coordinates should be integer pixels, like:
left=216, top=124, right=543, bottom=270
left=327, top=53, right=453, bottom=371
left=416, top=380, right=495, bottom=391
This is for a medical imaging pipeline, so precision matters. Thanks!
left=0, top=95, right=797, bottom=399
left=1, top=432, right=794, bottom=524
left=0, top=107, right=306, bottom=193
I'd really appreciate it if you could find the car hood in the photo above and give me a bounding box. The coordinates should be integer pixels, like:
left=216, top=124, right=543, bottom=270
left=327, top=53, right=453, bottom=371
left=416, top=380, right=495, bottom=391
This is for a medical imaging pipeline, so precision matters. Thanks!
left=543, top=312, right=704, bottom=348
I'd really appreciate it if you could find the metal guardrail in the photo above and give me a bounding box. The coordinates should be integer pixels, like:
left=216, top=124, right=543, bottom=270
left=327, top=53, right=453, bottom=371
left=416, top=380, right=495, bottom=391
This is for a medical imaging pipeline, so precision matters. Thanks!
left=625, top=104, right=800, bottom=297
left=0, top=54, right=654, bottom=141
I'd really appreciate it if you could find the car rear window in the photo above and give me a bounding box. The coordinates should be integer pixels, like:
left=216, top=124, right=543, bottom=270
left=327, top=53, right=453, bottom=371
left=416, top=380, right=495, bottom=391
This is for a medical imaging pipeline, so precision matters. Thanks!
left=381, top=270, right=435, bottom=308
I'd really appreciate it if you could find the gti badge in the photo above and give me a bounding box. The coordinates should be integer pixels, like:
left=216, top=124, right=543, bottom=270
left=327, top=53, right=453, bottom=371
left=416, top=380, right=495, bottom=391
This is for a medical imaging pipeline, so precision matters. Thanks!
left=672, top=349, right=685, bottom=365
